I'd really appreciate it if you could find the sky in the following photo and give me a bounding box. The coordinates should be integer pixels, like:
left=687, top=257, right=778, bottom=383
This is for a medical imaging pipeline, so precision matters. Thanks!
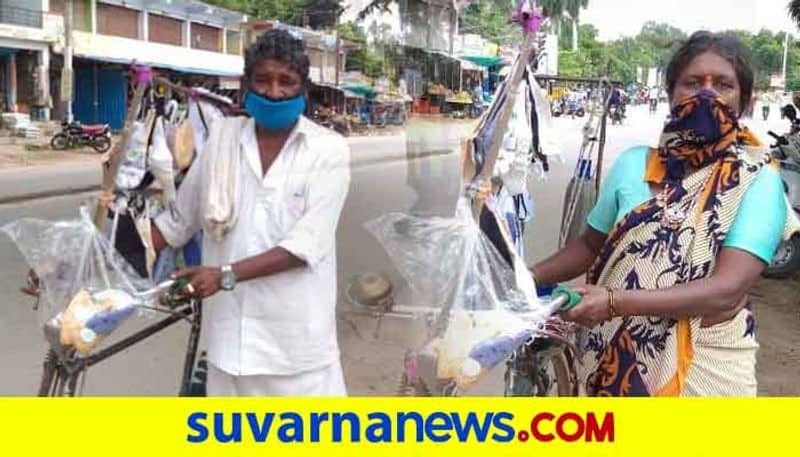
left=580, top=0, right=798, bottom=41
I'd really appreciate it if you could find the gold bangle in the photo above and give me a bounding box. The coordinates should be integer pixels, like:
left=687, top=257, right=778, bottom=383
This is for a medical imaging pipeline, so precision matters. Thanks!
left=606, top=287, right=618, bottom=319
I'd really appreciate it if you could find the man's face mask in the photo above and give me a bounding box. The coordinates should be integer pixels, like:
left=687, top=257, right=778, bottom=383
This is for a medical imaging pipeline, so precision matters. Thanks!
left=244, top=91, right=306, bottom=132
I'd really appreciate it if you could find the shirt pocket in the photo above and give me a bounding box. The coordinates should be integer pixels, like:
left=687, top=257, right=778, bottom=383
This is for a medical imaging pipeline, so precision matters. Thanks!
left=250, top=186, right=284, bottom=252
left=279, top=182, right=308, bottom=232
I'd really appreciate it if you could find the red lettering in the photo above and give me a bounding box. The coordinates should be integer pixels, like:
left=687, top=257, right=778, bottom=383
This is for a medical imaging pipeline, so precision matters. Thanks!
left=555, top=412, right=585, bottom=442
left=585, top=412, right=615, bottom=442
left=529, top=412, right=615, bottom=443
left=530, top=412, right=555, bottom=442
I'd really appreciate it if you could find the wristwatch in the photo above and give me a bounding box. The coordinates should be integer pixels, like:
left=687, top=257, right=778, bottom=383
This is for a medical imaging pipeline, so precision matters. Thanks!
left=220, top=265, right=237, bottom=291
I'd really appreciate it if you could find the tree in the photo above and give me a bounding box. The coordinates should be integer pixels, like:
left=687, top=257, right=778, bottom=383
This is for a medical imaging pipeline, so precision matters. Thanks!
left=356, top=0, right=394, bottom=20
left=203, top=0, right=344, bottom=29
left=790, top=0, right=800, bottom=29
left=458, top=0, right=520, bottom=46
left=565, top=0, right=589, bottom=51
left=539, top=0, right=589, bottom=51
left=303, top=0, right=345, bottom=29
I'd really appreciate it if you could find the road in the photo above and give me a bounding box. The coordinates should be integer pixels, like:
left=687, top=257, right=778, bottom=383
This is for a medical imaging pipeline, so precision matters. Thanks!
left=0, top=105, right=797, bottom=395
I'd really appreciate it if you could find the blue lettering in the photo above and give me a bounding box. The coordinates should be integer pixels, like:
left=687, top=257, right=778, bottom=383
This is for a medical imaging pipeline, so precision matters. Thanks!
left=277, top=413, right=304, bottom=442
left=332, top=412, right=360, bottom=443
left=491, top=412, right=515, bottom=442
left=214, top=413, right=241, bottom=443
left=365, top=413, right=393, bottom=443
left=310, top=413, right=329, bottom=442
left=186, top=412, right=208, bottom=443
left=246, top=412, right=274, bottom=442
left=397, top=412, right=424, bottom=442
left=424, top=412, right=453, bottom=443
left=451, top=412, right=493, bottom=442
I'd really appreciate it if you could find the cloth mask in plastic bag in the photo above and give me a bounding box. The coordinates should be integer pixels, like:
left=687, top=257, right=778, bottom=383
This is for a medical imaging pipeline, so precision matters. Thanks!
left=365, top=199, right=551, bottom=391
left=116, top=121, right=149, bottom=190
left=2, top=208, right=155, bottom=347
left=148, top=117, right=176, bottom=201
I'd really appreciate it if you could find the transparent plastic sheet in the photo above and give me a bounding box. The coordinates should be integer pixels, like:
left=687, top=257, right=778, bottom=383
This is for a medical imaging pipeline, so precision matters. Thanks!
left=1, top=207, right=156, bottom=355
left=364, top=198, right=552, bottom=391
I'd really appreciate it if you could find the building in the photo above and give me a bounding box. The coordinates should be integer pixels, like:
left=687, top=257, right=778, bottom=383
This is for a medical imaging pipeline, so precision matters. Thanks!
left=0, top=0, right=61, bottom=119
left=46, top=0, right=247, bottom=128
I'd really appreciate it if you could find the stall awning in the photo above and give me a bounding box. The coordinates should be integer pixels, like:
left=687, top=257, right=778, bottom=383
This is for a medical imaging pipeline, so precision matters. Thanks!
left=66, top=31, right=244, bottom=77
left=342, top=89, right=364, bottom=99
left=343, top=84, right=378, bottom=99
left=459, top=55, right=507, bottom=68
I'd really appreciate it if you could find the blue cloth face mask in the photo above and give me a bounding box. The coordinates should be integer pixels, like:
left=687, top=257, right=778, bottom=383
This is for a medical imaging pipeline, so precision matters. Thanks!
left=244, top=91, right=306, bottom=131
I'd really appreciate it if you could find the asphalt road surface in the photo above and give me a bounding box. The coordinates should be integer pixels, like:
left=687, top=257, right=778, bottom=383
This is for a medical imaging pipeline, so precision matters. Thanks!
left=1, top=105, right=797, bottom=395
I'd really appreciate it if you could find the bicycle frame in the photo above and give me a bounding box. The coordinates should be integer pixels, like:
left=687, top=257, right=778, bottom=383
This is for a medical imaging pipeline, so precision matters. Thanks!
left=37, top=297, right=202, bottom=397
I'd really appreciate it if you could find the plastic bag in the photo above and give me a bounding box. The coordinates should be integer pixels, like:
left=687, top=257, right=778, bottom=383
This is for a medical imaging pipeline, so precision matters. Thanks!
left=365, top=198, right=551, bottom=390
left=115, top=121, right=149, bottom=190
left=2, top=207, right=155, bottom=355
left=148, top=117, right=176, bottom=202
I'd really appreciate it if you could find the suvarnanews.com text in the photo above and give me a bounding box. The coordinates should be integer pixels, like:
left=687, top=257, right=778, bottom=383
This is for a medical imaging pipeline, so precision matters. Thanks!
left=186, top=410, right=615, bottom=444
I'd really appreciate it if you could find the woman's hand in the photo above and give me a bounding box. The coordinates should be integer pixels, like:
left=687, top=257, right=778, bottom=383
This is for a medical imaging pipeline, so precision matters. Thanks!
left=561, top=284, right=611, bottom=328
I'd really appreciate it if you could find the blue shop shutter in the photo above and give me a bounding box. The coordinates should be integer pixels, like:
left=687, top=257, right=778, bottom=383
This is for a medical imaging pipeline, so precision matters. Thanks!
left=98, top=67, right=126, bottom=130
left=72, top=66, right=94, bottom=124
left=73, top=65, right=126, bottom=130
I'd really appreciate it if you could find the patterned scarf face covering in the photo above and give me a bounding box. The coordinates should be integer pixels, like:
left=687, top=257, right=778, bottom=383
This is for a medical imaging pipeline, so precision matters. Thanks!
left=581, top=90, right=771, bottom=396
left=646, top=89, right=760, bottom=184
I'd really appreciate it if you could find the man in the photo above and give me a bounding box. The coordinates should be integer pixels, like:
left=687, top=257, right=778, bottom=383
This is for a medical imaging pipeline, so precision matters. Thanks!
left=648, top=85, right=659, bottom=113
left=471, top=79, right=484, bottom=118
left=151, top=30, right=351, bottom=396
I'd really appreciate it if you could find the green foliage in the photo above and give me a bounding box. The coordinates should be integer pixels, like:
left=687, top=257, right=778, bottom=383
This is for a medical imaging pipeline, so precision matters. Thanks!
left=556, top=21, right=800, bottom=93
left=337, top=21, right=393, bottom=79
left=203, top=0, right=343, bottom=29
left=458, top=0, right=521, bottom=46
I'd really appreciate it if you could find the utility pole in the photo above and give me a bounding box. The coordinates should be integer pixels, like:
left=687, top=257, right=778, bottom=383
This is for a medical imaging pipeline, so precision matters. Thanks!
left=335, top=13, right=341, bottom=87
left=63, top=0, right=75, bottom=122
left=782, top=30, right=790, bottom=92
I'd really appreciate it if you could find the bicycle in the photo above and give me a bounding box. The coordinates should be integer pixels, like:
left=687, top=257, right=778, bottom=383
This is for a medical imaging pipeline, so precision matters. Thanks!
left=344, top=276, right=581, bottom=397
left=24, top=274, right=205, bottom=397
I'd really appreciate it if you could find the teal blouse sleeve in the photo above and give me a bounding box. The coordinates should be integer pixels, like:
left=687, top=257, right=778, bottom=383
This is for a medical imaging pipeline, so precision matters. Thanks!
left=723, top=166, right=787, bottom=264
left=587, top=146, right=650, bottom=234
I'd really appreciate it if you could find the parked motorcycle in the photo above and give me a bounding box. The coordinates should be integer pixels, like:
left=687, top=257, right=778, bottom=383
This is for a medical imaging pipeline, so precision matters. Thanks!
left=764, top=105, right=800, bottom=278
left=566, top=98, right=586, bottom=118
left=50, top=121, right=112, bottom=153
left=551, top=98, right=585, bottom=118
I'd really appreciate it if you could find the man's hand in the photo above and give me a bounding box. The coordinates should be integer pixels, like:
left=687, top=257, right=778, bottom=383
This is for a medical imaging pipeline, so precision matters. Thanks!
left=561, top=284, right=611, bottom=328
left=172, top=266, right=222, bottom=299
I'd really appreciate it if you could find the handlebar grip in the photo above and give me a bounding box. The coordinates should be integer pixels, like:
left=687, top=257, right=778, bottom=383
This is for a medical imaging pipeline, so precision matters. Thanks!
left=170, top=277, right=190, bottom=295
left=551, top=286, right=582, bottom=313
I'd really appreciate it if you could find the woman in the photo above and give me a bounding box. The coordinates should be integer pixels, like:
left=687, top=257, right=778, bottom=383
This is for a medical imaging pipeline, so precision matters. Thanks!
left=531, top=31, right=793, bottom=396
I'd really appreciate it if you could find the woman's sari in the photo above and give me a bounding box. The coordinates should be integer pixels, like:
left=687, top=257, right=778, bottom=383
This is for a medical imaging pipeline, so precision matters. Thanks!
left=581, top=91, right=793, bottom=396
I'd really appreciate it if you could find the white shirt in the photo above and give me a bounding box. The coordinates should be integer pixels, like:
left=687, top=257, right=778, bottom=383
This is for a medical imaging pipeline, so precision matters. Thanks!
left=155, top=116, right=351, bottom=376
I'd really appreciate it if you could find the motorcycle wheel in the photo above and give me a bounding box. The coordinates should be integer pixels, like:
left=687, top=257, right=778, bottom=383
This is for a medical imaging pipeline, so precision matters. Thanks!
left=50, top=133, right=70, bottom=150
left=764, top=236, right=800, bottom=279
left=92, top=135, right=112, bottom=153
left=576, top=108, right=585, bottom=117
